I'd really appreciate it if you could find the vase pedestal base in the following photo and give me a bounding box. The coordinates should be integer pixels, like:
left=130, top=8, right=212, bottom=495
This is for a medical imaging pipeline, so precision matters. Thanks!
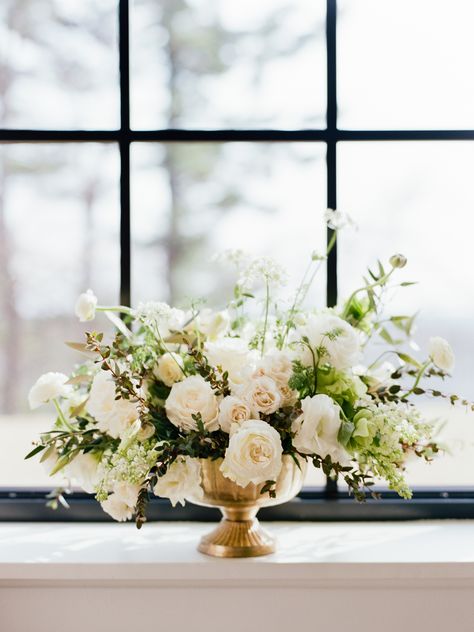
left=198, top=514, right=276, bottom=558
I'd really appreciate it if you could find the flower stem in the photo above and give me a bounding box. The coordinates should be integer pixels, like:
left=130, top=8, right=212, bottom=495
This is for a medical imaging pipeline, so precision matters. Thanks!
left=261, top=280, right=270, bottom=356
left=53, top=399, right=74, bottom=432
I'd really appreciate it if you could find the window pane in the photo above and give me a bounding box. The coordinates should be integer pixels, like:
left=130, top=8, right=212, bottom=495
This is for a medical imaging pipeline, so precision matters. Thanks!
left=338, top=141, right=474, bottom=486
left=131, top=0, right=326, bottom=129
left=338, top=0, right=474, bottom=130
left=0, top=143, right=120, bottom=486
left=132, top=141, right=328, bottom=488
left=0, top=0, right=119, bottom=130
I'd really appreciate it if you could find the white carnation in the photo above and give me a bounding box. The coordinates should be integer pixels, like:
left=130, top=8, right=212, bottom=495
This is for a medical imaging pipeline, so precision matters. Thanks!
left=218, top=395, right=253, bottom=433
left=87, top=370, right=140, bottom=439
left=429, top=336, right=455, bottom=373
left=74, top=289, right=97, bottom=322
left=220, top=419, right=283, bottom=487
left=297, top=313, right=361, bottom=370
left=28, top=372, right=72, bottom=410
left=238, top=375, right=282, bottom=416
left=291, top=394, right=348, bottom=464
left=153, top=457, right=203, bottom=507
left=153, top=352, right=184, bottom=387
left=100, top=482, right=141, bottom=522
left=165, top=375, right=219, bottom=433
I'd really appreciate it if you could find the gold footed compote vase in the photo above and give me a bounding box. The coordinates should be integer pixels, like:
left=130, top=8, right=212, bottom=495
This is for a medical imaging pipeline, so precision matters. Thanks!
left=187, top=455, right=306, bottom=558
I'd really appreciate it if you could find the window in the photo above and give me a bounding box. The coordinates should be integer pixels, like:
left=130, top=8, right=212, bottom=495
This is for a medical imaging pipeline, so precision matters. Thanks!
left=1, top=0, right=474, bottom=520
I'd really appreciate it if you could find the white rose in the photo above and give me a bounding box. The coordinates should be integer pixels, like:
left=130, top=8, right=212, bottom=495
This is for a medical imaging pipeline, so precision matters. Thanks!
left=205, top=337, right=254, bottom=384
left=65, top=452, right=100, bottom=494
left=153, top=457, right=203, bottom=507
left=100, top=482, right=141, bottom=522
left=220, top=419, right=283, bottom=487
left=87, top=370, right=140, bottom=439
left=260, top=350, right=294, bottom=387
left=153, top=352, right=184, bottom=387
left=218, top=395, right=253, bottom=433
left=75, top=289, right=98, bottom=322
left=238, top=375, right=282, bottom=415
left=429, top=336, right=455, bottom=373
left=28, top=372, right=72, bottom=409
left=165, top=375, right=219, bottom=433
left=197, top=309, right=230, bottom=340
left=292, top=394, right=348, bottom=463
left=297, top=313, right=361, bottom=370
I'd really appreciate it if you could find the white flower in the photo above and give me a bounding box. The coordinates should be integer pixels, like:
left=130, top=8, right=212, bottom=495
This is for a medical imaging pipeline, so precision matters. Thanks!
left=165, top=375, right=219, bottom=433
left=238, top=256, right=287, bottom=290
left=197, top=309, right=230, bottom=340
left=87, top=370, right=140, bottom=439
left=153, top=457, right=203, bottom=507
left=259, top=350, right=294, bottom=387
left=220, top=419, right=283, bottom=487
left=205, top=337, right=254, bottom=384
left=291, top=394, right=348, bottom=464
left=218, top=396, right=253, bottom=433
left=100, top=482, right=141, bottom=522
left=324, top=208, right=355, bottom=230
left=74, top=289, right=97, bottom=322
left=429, top=337, right=455, bottom=373
left=238, top=375, right=282, bottom=416
left=297, top=313, right=361, bottom=370
left=136, top=301, right=186, bottom=337
left=65, top=452, right=100, bottom=494
left=153, top=352, right=184, bottom=387
left=28, top=372, right=72, bottom=409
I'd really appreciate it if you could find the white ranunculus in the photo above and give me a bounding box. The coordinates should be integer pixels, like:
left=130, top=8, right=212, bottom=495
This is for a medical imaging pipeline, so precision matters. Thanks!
left=197, top=309, right=230, bottom=340
left=153, top=457, right=203, bottom=507
left=28, top=372, right=72, bottom=410
left=297, top=313, right=361, bottom=370
left=218, top=395, right=253, bottom=433
left=87, top=370, right=140, bottom=439
left=100, top=482, right=141, bottom=522
left=220, top=419, right=283, bottom=487
left=74, top=289, right=98, bottom=322
left=205, top=337, right=254, bottom=384
left=153, top=352, right=184, bottom=387
left=65, top=452, right=100, bottom=494
left=429, top=336, right=455, bottom=373
left=165, top=375, right=219, bottom=433
left=291, top=394, right=348, bottom=463
left=238, top=375, right=282, bottom=416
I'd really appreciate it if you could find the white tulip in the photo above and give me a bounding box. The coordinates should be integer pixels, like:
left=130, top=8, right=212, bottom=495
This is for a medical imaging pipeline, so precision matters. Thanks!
left=28, top=372, right=72, bottom=410
left=75, top=289, right=97, bottom=322
left=429, top=337, right=455, bottom=373
left=153, top=457, right=203, bottom=507
left=220, top=419, right=283, bottom=487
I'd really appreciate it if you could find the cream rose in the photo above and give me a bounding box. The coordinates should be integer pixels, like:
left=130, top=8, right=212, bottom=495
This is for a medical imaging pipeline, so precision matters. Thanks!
left=297, top=313, right=361, bottom=370
left=74, top=289, right=97, bottom=322
left=28, top=372, right=72, bottom=409
left=205, top=337, right=254, bottom=384
left=87, top=370, right=140, bottom=439
left=238, top=375, right=282, bottom=416
left=218, top=395, right=253, bottom=433
left=100, top=482, right=141, bottom=522
left=220, top=419, right=283, bottom=487
left=153, top=352, right=184, bottom=387
left=260, top=350, right=294, bottom=386
left=429, top=336, right=455, bottom=373
left=165, top=375, right=219, bottom=433
left=292, top=394, right=348, bottom=464
left=153, top=457, right=203, bottom=507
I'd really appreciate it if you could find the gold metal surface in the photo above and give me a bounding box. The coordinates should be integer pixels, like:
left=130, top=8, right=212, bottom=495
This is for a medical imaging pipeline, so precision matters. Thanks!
left=187, top=455, right=306, bottom=558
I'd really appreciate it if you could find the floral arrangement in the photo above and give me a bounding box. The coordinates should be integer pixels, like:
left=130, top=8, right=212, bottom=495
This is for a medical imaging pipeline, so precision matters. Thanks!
left=27, top=212, right=464, bottom=526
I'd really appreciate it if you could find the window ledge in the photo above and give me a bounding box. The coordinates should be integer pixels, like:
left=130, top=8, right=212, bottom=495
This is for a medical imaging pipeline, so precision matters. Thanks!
left=1, top=520, right=474, bottom=586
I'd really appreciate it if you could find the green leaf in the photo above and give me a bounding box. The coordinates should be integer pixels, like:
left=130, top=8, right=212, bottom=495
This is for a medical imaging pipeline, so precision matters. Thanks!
left=24, top=444, right=45, bottom=460
left=338, top=420, right=355, bottom=447
left=396, top=352, right=422, bottom=368
left=49, top=453, right=73, bottom=476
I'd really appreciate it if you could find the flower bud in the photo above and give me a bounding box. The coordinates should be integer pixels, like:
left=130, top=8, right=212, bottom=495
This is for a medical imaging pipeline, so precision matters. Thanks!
left=389, top=254, right=407, bottom=269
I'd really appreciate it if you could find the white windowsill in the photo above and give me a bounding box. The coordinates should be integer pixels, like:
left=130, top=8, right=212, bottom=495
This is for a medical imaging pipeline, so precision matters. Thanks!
left=1, top=520, right=474, bottom=586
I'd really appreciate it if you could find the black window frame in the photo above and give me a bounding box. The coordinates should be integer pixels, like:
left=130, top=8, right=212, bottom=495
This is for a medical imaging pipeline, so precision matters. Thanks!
left=1, top=0, right=474, bottom=522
